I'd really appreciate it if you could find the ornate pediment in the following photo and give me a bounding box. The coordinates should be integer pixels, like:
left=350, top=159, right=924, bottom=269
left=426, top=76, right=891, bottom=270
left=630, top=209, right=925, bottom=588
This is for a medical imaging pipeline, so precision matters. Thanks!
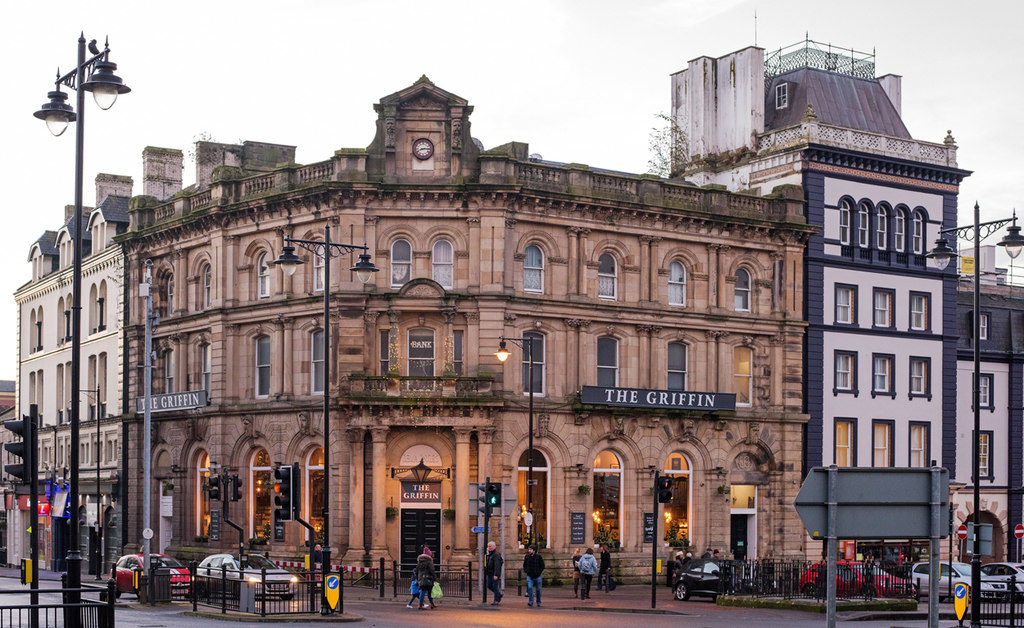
left=375, top=75, right=470, bottom=112
left=397, top=278, right=447, bottom=299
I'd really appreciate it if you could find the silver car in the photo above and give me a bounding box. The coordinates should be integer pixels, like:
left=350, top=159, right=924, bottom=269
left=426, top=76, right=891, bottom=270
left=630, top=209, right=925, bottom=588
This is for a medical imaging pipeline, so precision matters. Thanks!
left=196, top=553, right=299, bottom=600
left=911, top=561, right=1009, bottom=601
left=980, top=563, right=1024, bottom=598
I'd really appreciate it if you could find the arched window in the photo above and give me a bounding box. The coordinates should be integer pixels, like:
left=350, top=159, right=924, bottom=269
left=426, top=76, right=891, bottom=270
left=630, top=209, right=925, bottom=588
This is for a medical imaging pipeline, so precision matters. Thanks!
left=255, top=335, right=271, bottom=398
left=668, top=261, right=687, bottom=306
left=597, top=253, right=617, bottom=300
left=53, top=299, right=62, bottom=346
left=912, top=211, right=925, bottom=254
left=894, top=208, right=906, bottom=252
left=734, top=346, right=752, bottom=406
left=313, top=249, right=325, bottom=292
left=202, top=265, right=212, bottom=308
left=523, top=245, right=544, bottom=293
left=522, top=332, right=545, bottom=396
left=857, top=202, right=870, bottom=247
left=97, top=281, right=107, bottom=331
left=663, top=453, right=691, bottom=544
left=256, top=254, right=270, bottom=299
left=29, top=308, right=38, bottom=352
left=89, top=284, right=98, bottom=333
left=838, top=199, right=851, bottom=245
left=407, top=328, right=435, bottom=377
left=163, top=350, right=174, bottom=394
left=734, top=268, right=751, bottom=312
left=517, top=449, right=549, bottom=548
left=164, top=273, right=175, bottom=315
left=311, top=330, right=325, bottom=395
left=876, top=204, right=889, bottom=250
left=306, top=448, right=325, bottom=543
left=432, top=240, right=454, bottom=288
left=196, top=451, right=211, bottom=537
left=199, top=343, right=211, bottom=395
left=593, top=450, right=622, bottom=548
left=668, top=342, right=687, bottom=390
left=250, top=449, right=272, bottom=540
left=391, top=239, right=412, bottom=287
left=597, top=336, right=618, bottom=386
left=37, top=307, right=44, bottom=351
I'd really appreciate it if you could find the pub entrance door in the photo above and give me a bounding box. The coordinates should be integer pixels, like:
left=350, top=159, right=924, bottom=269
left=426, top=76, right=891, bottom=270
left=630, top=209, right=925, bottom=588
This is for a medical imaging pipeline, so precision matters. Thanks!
left=399, top=509, right=440, bottom=574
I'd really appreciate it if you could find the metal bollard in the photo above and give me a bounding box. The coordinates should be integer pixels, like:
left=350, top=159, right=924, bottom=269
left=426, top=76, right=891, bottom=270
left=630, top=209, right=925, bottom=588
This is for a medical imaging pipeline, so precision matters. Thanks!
left=105, top=578, right=116, bottom=628
left=190, top=561, right=197, bottom=612
left=339, top=567, right=345, bottom=615
left=1011, top=573, right=1017, bottom=628
left=260, top=567, right=267, bottom=617
left=517, top=569, right=522, bottom=597
left=379, top=557, right=385, bottom=598
left=393, top=560, right=398, bottom=598
left=220, top=565, right=227, bottom=614
left=468, top=562, right=472, bottom=601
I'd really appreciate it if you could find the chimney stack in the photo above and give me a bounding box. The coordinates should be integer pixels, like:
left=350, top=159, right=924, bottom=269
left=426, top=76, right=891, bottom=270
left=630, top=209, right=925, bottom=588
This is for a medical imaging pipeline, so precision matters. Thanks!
left=142, top=146, right=183, bottom=200
left=95, top=173, right=133, bottom=207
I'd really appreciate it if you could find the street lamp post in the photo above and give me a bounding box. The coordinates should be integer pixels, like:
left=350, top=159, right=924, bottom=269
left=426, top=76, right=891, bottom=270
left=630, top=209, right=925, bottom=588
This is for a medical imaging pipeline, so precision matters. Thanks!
left=33, top=33, right=130, bottom=602
left=274, top=225, right=376, bottom=614
left=494, top=336, right=537, bottom=548
left=927, top=202, right=1024, bottom=628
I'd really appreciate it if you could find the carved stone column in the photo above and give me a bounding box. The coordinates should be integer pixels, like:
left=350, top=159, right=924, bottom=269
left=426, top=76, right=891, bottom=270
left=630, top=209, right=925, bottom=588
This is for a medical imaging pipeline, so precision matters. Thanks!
left=442, top=307, right=457, bottom=373
left=477, top=428, right=494, bottom=483
left=567, top=227, right=579, bottom=296
left=648, top=237, right=662, bottom=304
left=638, top=236, right=653, bottom=302
left=503, top=214, right=517, bottom=293
left=282, top=317, right=294, bottom=396
left=705, top=330, right=726, bottom=391
left=566, top=319, right=590, bottom=391
left=273, top=319, right=285, bottom=396
left=454, top=428, right=473, bottom=553
left=369, top=427, right=389, bottom=555
left=464, top=312, right=480, bottom=373
left=387, top=310, right=401, bottom=372
left=467, top=217, right=481, bottom=290
left=576, top=228, right=590, bottom=296
left=344, top=428, right=365, bottom=560
left=224, top=235, right=238, bottom=306
left=637, top=325, right=661, bottom=388
left=224, top=324, right=238, bottom=400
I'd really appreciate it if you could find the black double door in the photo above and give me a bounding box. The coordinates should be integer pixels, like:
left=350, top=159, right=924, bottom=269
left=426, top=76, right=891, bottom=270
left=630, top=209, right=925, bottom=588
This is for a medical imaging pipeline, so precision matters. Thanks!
left=730, top=514, right=748, bottom=560
left=400, top=509, right=440, bottom=573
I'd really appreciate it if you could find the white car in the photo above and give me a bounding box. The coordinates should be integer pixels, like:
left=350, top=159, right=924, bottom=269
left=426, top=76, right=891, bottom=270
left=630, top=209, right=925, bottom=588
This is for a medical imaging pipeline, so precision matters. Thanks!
left=980, top=563, right=1024, bottom=597
left=196, top=553, right=299, bottom=600
left=910, top=561, right=1009, bottom=601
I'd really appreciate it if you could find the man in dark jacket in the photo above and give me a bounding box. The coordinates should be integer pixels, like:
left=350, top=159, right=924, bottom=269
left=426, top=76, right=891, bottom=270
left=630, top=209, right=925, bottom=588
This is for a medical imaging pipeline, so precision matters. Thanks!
left=597, top=545, right=612, bottom=591
left=522, top=546, right=545, bottom=607
left=484, top=541, right=503, bottom=604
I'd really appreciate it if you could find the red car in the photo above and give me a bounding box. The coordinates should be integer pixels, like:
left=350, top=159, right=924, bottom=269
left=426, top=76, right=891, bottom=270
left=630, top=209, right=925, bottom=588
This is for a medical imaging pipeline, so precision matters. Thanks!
left=799, top=561, right=912, bottom=598
left=112, top=553, right=191, bottom=598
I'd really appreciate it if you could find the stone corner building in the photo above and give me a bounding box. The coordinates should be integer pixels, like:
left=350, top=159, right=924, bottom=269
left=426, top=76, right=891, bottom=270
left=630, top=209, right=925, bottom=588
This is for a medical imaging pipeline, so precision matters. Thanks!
left=120, top=77, right=814, bottom=575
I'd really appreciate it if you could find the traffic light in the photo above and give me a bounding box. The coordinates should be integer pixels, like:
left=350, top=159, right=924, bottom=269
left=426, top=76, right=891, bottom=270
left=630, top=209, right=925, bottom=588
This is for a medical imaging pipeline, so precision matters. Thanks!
left=231, top=474, right=243, bottom=502
left=475, top=483, right=488, bottom=515
left=208, top=475, right=222, bottom=501
left=485, top=482, right=502, bottom=513
left=3, top=413, right=35, bottom=486
left=656, top=476, right=673, bottom=503
left=274, top=464, right=293, bottom=522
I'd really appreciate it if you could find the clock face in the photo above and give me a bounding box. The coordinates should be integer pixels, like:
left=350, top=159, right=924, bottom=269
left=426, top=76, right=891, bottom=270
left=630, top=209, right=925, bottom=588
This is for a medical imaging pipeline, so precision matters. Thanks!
left=412, top=138, right=434, bottom=160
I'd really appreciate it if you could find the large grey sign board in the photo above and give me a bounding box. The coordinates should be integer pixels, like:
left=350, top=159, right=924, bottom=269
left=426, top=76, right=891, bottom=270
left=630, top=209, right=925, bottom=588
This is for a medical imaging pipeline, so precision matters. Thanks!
left=795, top=467, right=949, bottom=539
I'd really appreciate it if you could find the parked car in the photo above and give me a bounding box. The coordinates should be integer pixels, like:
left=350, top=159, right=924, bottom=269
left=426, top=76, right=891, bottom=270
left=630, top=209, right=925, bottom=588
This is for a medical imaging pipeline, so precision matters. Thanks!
left=195, top=553, right=298, bottom=600
left=910, top=561, right=1009, bottom=601
left=111, top=553, right=191, bottom=598
left=798, top=561, right=912, bottom=598
left=980, top=563, right=1024, bottom=598
left=673, top=558, right=723, bottom=601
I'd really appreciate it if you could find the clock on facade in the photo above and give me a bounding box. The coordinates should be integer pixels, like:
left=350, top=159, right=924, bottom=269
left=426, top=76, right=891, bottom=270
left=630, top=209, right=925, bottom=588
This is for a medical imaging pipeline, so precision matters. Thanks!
left=412, top=138, right=434, bottom=160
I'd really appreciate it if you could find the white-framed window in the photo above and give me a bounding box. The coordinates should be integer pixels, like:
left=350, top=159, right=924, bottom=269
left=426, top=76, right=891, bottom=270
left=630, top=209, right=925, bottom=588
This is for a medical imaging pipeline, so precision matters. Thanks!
left=873, top=421, right=893, bottom=467
left=912, top=211, right=925, bottom=254
left=597, top=253, right=617, bottom=300
left=835, top=285, right=855, bottom=324
left=668, top=261, right=686, bottom=306
left=873, top=289, right=893, bottom=327
left=668, top=342, right=687, bottom=390
left=838, top=200, right=851, bottom=245
left=910, top=293, right=930, bottom=331
left=775, top=83, right=788, bottom=109
left=523, top=245, right=544, bottom=293
left=255, top=335, right=271, bottom=397
left=305, top=447, right=325, bottom=537
left=202, top=265, right=212, bottom=309
left=872, top=355, right=892, bottom=393
left=432, top=239, right=454, bottom=289
left=835, top=420, right=854, bottom=467
left=734, top=268, right=751, bottom=312
left=407, top=328, right=435, bottom=377
left=597, top=336, right=618, bottom=386
left=979, top=314, right=989, bottom=340
left=521, top=332, right=545, bottom=396
left=196, top=451, right=211, bottom=537
left=311, top=330, right=324, bottom=395
left=876, top=205, right=888, bottom=250
left=249, top=448, right=272, bottom=538
left=910, top=358, right=929, bottom=395
left=200, top=343, right=211, bottom=395
left=835, top=352, right=854, bottom=391
left=894, top=209, right=906, bottom=252
left=858, top=203, right=870, bottom=247
left=256, top=254, right=270, bottom=299
left=978, top=432, right=992, bottom=478
left=909, top=424, right=929, bottom=468
left=313, top=250, right=324, bottom=292
left=390, top=239, right=412, bottom=287
left=979, top=374, right=991, bottom=408
left=163, top=350, right=175, bottom=394
left=165, top=273, right=175, bottom=314
left=734, top=346, right=752, bottom=406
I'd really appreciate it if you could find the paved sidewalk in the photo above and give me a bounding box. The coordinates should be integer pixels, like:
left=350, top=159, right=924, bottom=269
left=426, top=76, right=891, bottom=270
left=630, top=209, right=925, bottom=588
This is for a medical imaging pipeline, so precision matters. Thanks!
left=0, top=566, right=65, bottom=582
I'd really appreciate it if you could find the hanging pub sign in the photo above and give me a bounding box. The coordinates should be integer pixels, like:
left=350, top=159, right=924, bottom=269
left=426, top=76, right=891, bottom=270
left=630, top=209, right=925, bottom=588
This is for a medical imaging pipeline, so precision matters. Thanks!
left=581, top=386, right=735, bottom=412
left=400, top=482, right=442, bottom=508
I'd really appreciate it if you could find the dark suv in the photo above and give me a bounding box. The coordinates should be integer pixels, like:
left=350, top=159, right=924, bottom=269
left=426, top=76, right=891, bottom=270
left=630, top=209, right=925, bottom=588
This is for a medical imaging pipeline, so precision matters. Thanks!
left=674, top=559, right=722, bottom=601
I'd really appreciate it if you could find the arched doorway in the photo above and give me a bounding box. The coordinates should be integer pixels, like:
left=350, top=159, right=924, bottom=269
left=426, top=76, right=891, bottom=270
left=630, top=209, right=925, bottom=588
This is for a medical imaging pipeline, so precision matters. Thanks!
left=966, top=511, right=1006, bottom=562
left=593, top=451, right=622, bottom=548
left=397, top=445, right=443, bottom=571
left=250, top=449, right=272, bottom=541
left=517, top=449, right=549, bottom=548
left=663, top=453, right=691, bottom=547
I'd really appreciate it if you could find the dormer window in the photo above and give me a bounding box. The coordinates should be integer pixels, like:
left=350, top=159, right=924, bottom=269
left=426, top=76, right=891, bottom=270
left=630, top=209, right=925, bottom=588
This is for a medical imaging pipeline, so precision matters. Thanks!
left=775, top=83, right=788, bottom=110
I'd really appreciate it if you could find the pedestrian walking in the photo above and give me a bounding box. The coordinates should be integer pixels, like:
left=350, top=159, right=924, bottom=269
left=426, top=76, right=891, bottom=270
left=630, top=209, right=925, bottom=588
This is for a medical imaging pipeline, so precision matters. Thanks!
left=578, top=548, right=598, bottom=599
left=416, top=550, right=436, bottom=609
left=522, top=545, right=545, bottom=607
left=571, top=548, right=583, bottom=598
left=311, top=543, right=323, bottom=579
left=597, top=544, right=612, bottom=591
left=484, top=541, right=504, bottom=605
left=673, top=552, right=685, bottom=583
left=701, top=547, right=713, bottom=559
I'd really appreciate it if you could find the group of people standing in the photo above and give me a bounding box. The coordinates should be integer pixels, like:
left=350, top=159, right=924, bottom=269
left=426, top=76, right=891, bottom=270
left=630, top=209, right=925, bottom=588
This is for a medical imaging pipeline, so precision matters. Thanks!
left=571, top=545, right=614, bottom=599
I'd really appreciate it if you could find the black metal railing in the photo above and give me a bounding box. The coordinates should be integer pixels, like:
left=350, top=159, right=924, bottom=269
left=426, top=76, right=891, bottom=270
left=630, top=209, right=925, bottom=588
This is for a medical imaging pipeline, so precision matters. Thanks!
left=252, top=570, right=322, bottom=616
left=714, top=559, right=917, bottom=600
left=191, top=564, right=241, bottom=612
left=977, top=573, right=1024, bottom=627
left=151, top=568, right=191, bottom=602
left=190, top=562, right=341, bottom=616
left=0, top=580, right=115, bottom=628
left=394, top=561, right=473, bottom=600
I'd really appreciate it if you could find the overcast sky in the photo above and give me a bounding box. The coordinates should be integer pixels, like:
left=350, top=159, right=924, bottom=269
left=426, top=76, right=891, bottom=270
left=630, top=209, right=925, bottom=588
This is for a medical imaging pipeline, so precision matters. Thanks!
left=1, top=0, right=1022, bottom=380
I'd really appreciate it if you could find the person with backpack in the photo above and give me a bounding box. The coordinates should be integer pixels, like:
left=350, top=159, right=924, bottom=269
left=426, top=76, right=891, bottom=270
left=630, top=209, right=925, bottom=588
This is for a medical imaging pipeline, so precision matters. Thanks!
left=415, top=549, right=436, bottom=609
left=577, top=548, right=598, bottom=600
left=522, top=546, right=545, bottom=607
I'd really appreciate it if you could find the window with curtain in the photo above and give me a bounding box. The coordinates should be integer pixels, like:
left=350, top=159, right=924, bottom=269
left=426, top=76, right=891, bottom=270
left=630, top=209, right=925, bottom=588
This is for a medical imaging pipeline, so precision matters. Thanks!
left=597, top=253, right=617, bottom=299
left=667, top=342, right=687, bottom=390
left=835, top=420, right=854, bottom=467
left=668, top=261, right=686, bottom=306
left=909, top=423, right=929, bottom=468
left=391, top=239, right=412, bottom=287
left=835, top=285, right=855, bottom=324
left=256, top=254, right=270, bottom=299
left=734, top=269, right=751, bottom=311
left=838, top=200, right=851, bottom=244
left=872, top=421, right=893, bottom=467
left=912, top=211, right=925, bottom=254
left=858, top=203, right=870, bottom=247
left=733, top=346, right=752, bottom=405
left=910, top=293, right=930, bottom=331
left=876, top=205, right=889, bottom=249
left=597, top=337, right=618, bottom=386
left=524, top=245, right=544, bottom=293
left=313, top=249, right=324, bottom=292
left=872, top=355, right=893, bottom=395
left=255, top=335, right=270, bottom=397
left=521, top=332, right=545, bottom=395
left=311, top=330, right=324, bottom=394
left=432, top=239, right=454, bottom=288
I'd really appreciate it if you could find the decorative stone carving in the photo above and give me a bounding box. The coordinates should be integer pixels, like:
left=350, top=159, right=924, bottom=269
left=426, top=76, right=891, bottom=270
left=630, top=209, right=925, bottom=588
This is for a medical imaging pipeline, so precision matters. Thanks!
left=363, top=312, right=381, bottom=327
left=504, top=312, right=517, bottom=324
left=565, top=318, right=591, bottom=329
left=384, top=117, right=396, bottom=148
left=451, top=118, right=463, bottom=150
left=537, top=413, right=550, bottom=438
left=733, top=452, right=757, bottom=471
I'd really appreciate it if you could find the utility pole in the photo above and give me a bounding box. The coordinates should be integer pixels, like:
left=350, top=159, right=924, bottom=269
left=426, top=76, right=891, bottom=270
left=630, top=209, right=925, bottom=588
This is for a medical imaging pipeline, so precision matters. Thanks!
left=141, top=260, right=154, bottom=601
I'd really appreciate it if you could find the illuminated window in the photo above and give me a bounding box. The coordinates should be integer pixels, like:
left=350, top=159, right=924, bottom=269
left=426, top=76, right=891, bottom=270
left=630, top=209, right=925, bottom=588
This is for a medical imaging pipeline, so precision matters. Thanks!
left=733, top=346, right=752, bottom=406
left=250, top=449, right=272, bottom=540
left=517, top=449, right=549, bottom=548
left=593, top=451, right=622, bottom=548
left=662, top=453, right=691, bottom=544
